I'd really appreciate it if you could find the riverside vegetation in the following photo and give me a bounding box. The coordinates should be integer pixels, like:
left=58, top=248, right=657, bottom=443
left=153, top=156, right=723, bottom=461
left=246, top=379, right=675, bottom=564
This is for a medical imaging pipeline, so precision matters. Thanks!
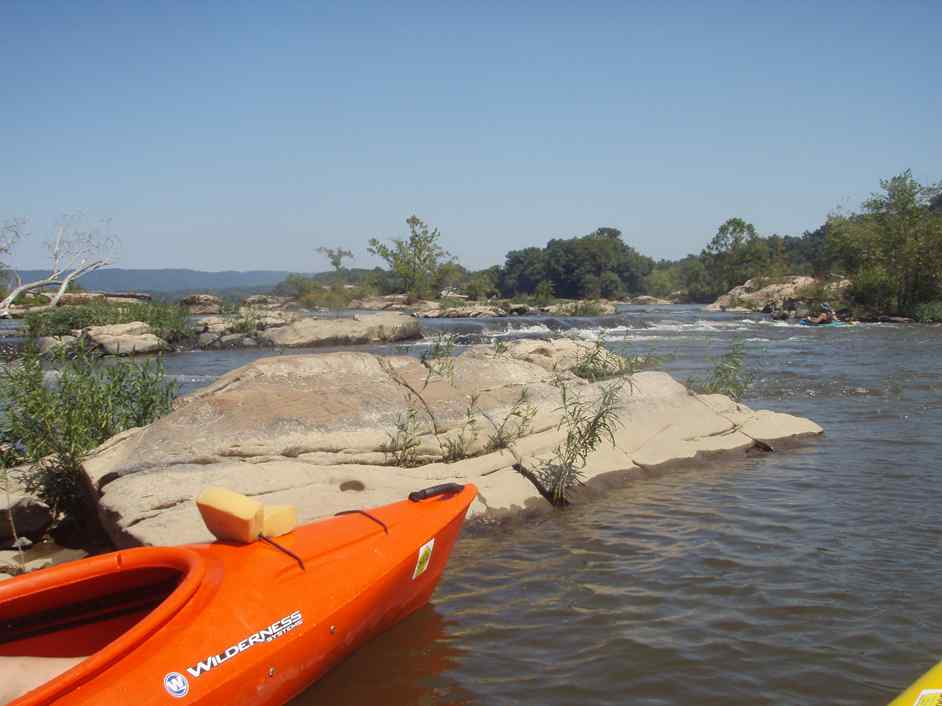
left=2, top=171, right=938, bottom=325
left=687, top=340, right=752, bottom=401
left=0, top=310, right=761, bottom=549
left=378, top=337, right=655, bottom=508
left=265, top=170, right=941, bottom=321
left=24, top=300, right=195, bottom=343
left=0, top=345, right=178, bottom=535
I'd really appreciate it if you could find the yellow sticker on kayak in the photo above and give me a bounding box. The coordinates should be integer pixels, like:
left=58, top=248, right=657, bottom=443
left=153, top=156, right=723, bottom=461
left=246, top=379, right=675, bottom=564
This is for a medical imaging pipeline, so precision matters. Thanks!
left=914, top=690, right=942, bottom=706
left=412, top=538, right=435, bottom=579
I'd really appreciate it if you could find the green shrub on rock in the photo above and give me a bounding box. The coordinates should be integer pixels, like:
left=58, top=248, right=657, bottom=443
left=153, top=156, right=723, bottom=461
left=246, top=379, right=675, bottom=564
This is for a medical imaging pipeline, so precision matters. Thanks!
left=25, top=301, right=194, bottom=343
left=687, top=339, right=751, bottom=401
left=915, top=301, right=942, bottom=323
left=0, top=345, right=178, bottom=523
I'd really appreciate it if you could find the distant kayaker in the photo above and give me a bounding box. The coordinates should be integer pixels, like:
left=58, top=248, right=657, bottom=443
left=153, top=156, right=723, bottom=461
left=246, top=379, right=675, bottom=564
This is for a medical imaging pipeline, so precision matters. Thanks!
left=808, top=302, right=836, bottom=325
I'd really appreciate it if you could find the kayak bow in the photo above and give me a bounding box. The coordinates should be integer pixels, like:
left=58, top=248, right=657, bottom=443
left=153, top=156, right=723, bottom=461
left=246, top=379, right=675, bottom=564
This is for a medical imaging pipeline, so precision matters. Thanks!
left=1, top=483, right=476, bottom=706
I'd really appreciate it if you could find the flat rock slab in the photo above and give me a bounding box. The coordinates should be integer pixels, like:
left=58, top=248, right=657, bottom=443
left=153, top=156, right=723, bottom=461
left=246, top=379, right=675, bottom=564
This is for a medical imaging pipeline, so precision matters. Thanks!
left=80, top=339, right=822, bottom=547
left=259, top=312, right=421, bottom=347
left=82, top=321, right=170, bottom=356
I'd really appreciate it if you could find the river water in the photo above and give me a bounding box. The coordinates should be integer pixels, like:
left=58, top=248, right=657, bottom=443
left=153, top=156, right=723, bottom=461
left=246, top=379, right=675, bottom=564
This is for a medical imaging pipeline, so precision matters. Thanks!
left=12, top=306, right=942, bottom=704
left=290, top=306, right=940, bottom=706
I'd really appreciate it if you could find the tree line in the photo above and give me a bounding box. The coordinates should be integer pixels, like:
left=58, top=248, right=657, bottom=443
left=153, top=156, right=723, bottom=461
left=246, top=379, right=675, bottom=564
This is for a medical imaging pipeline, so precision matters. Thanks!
left=280, top=170, right=942, bottom=316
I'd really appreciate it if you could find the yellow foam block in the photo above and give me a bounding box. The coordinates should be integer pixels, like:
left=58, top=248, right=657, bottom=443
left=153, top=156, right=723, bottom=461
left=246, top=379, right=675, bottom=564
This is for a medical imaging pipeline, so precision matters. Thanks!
left=262, top=505, right=297, bottom=537
left=196, top=487, right=263, bottom=543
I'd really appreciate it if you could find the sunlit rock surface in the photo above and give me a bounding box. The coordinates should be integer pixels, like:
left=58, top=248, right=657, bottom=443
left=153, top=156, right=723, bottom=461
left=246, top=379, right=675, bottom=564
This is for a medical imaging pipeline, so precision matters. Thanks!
left=81, top=339, right=822, bottom=547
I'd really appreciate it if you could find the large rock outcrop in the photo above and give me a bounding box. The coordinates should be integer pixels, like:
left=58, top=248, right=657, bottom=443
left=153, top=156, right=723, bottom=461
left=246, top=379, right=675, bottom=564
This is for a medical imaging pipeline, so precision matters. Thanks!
left=82, top=322, right=170, bottom=355
left=418, top=305, right=505, bottom=319
left=259, top=312, right=421, bottom=347
left=542, top=300, right=618, bottom=316
left=81, top=339, right=822, bottom=547
left=57, top=292, right=152, bottom=305
left=708, top=276, right=818, bottom=312
left=348, top=295, right=438, bottom=312
left=180, top=294, right=222, bottom=315
left=626, top=295, right=673, bottom=305
left=708, top=276, right=851, bottom=313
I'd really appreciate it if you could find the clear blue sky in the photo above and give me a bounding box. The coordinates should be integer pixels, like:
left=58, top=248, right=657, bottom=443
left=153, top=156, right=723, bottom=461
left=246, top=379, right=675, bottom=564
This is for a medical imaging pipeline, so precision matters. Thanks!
left=2, top=0, right=939, bottom=271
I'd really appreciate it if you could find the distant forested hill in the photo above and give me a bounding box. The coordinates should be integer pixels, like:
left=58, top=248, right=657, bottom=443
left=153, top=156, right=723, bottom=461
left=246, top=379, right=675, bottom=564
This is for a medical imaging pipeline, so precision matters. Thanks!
left=6, top=268, right=324, bottom=294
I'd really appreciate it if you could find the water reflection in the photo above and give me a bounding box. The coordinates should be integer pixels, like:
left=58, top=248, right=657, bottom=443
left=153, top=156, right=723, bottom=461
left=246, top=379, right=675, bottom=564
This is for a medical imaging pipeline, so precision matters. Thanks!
left=289, top=605, right=473, bottom=706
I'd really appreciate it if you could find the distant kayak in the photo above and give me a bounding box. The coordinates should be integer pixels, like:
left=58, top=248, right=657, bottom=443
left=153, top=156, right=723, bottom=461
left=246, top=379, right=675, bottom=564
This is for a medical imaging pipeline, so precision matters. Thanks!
left=799, top=319, right=855, bottom=327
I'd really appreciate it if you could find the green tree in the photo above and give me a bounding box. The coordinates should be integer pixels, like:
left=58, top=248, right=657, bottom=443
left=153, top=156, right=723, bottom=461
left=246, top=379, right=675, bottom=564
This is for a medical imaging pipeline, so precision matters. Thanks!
left=645, top=265, right=679, bottom=298
left=434, top=261, right=467, bottom=293
left=501, top=247, right=547, bottom=296
left=495, top=228, right=652, bottom=299
left=580, top=273, right=601, bottom=299
left=702, top=218, right=762, bottom=294
left=316, top=246, right=354, bottom=281
left=599, top=271, right=624, bottom=299
left=533, top=279, right=555, bottom=305
left=465, top=271, right=498, bottom=300
left=828, top=170, right=942, bottom=313
left=368, top=216, right=451, bottom=299
left=680, top=256, right=711, bottom=302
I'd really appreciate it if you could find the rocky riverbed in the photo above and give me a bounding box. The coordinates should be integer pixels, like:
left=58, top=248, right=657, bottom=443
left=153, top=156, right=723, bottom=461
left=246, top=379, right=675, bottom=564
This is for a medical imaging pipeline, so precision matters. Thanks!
left=32, top=311, right=422, bottom=356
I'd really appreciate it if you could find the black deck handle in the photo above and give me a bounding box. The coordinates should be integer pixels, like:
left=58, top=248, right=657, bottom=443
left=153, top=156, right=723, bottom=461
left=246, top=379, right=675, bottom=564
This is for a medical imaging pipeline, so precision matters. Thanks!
left=408, top=483, right=465, bottom=502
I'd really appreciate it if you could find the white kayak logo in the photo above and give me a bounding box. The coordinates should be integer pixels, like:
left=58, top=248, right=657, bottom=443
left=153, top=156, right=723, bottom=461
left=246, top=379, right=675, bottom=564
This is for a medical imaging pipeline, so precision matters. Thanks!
left=163, top=672, right=189, bottom=698
left=183, top=610, right=304, bottom=679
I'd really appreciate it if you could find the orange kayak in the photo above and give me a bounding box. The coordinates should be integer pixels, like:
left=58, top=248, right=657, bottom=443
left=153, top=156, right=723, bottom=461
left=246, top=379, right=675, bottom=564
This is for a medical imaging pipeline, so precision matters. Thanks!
left=1, top=483, right=476, bottom=706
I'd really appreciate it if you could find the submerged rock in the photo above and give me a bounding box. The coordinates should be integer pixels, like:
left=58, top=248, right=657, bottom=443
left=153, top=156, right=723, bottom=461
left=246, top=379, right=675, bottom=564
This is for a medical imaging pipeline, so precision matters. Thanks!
left=418, top=305, right=505, bottom=319
left=542, top=300, right=617, bottom=316
left=626, top=295, right=672, bottom=305
left=81, top=339, right=822, bottom=547
left=242, top=295, right=294, bottom=310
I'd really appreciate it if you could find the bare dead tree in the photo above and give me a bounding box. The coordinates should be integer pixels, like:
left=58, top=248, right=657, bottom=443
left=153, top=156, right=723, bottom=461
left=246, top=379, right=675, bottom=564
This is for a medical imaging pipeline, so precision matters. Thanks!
left=0, top=214, right=118, bottom=318
left=0, top=219, right=26, bottom=287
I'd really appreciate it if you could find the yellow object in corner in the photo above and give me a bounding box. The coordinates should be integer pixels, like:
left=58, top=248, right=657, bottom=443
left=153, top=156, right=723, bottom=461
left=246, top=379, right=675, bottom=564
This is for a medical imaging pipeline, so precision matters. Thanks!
left=890, top=660, right=942, bottom=705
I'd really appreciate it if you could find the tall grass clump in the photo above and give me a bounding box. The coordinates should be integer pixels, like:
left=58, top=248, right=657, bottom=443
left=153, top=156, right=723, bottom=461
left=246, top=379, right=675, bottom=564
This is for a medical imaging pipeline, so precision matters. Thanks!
left=0, top=345, right=178, bottom=523
left=513, top=381, right=624, bottom=507
left=483, top=388, right=537, bottom=453
left=378, top=403, right=422, bottom=467
left=687, top=339, right=751, bottom=401
left=24, top=301, right=195, bottom=342
left=571, top=340, right=646, bottom=381
left=420, top=333, right=457, bottom=386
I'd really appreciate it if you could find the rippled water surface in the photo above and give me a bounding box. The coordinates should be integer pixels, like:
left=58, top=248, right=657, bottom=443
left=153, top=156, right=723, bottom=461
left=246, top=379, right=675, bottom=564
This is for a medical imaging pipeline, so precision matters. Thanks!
left=24, top=307, right=942, bottom=704
left=289, top=307, right=941, bottom=706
